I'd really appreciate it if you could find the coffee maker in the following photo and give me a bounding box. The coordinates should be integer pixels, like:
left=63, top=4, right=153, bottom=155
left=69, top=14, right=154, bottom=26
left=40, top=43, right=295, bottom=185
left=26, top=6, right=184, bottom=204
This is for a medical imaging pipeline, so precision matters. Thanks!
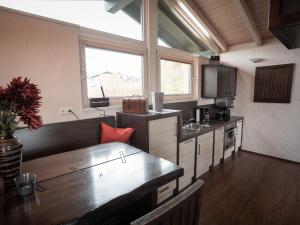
left=215, top=106, right=230, bottom=122
left=215, top=98, right=232, bottom=122
left=196, top=107, right=210, bottom=124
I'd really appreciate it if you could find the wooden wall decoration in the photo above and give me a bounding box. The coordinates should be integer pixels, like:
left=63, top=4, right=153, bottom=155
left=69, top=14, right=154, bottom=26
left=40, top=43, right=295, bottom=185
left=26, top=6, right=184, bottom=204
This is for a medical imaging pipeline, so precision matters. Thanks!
left=254, top=64, right=295, bottom=103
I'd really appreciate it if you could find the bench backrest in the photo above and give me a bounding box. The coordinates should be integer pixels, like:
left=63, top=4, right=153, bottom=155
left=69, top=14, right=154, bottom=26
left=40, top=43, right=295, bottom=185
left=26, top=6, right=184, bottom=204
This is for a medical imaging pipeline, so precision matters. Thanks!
left=15, top=116, right=116, bottom=161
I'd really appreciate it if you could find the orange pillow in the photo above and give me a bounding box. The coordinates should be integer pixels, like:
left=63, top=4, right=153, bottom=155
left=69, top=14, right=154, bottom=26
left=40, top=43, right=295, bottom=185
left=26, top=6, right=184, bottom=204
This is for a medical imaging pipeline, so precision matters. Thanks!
left=101, top=123, right=134, bottom=144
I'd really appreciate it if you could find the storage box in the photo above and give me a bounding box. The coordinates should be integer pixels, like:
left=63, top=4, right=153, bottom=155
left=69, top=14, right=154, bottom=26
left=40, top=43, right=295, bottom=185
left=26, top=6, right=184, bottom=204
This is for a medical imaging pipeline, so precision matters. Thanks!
left=122, top=97, right=149, bottom=114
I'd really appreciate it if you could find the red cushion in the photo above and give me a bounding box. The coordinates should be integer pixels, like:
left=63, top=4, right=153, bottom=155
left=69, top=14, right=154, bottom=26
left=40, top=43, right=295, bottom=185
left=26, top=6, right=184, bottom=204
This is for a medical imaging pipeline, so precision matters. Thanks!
left=101, top=123, right=134, bottom=144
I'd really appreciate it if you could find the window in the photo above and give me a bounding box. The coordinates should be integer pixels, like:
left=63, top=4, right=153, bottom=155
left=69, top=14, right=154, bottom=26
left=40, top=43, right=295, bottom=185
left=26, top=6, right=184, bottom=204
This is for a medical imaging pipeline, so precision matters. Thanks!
left=0, top=0, right=143, bottom=40
left=83, top=47, right=143, bottom=100
left=160, top=59, right=192, bottom=95
left=157, top=0, right=210, bottom=54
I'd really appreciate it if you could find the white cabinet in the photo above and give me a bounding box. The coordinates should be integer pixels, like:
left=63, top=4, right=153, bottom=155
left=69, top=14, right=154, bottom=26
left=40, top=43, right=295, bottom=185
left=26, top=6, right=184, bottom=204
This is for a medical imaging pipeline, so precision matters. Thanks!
left=214, top=127, right=224, bottom=166
left=178, top=138, right=195, bottom=191
left=149, top=116, right=178, bottom=204
left=156, top=180, right=177, bottom=204
left=196, top=132, right=213, bottom=178
left=235, top=120, right=243, bottom=151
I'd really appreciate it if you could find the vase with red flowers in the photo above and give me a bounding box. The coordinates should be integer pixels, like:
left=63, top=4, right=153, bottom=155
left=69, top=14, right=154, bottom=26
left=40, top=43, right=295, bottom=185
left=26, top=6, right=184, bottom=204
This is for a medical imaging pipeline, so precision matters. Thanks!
left=0, top=77, right=42, bottom=189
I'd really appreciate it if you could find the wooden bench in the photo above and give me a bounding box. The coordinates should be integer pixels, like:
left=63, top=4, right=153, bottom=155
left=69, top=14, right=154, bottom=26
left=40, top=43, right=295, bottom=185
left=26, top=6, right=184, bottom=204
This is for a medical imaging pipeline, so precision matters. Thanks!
left=15, top=116, right=116, bottom=161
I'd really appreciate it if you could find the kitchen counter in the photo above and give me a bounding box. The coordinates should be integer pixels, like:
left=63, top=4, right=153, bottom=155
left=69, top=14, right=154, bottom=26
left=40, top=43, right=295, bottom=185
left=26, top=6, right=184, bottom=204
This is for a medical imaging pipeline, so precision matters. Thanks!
left=118, top=109, right=181, bottom=121
left=180, top=116, right=244, bottom=142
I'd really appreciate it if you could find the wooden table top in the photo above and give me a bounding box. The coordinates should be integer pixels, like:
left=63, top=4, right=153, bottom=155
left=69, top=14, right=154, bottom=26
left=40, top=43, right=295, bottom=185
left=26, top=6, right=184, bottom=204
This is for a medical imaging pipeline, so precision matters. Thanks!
left=0, top=142, right=183, bottom=225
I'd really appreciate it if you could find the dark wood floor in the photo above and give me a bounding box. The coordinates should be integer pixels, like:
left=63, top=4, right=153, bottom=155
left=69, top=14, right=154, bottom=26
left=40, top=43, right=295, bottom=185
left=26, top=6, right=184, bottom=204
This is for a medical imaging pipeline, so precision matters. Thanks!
left=199, top=150, right=300, bottom=225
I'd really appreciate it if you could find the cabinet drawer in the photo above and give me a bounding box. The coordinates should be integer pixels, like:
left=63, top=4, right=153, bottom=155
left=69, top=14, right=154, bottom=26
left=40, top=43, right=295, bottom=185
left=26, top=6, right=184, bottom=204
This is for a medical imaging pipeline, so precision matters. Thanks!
left=197, top=131, right=213, bottom=142
left=157, top=180, right=176, bottom=205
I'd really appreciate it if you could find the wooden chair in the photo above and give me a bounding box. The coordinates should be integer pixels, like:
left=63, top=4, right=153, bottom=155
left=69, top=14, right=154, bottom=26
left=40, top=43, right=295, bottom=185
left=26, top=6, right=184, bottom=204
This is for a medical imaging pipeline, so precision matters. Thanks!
left=130, top=180, right=205, bottom=225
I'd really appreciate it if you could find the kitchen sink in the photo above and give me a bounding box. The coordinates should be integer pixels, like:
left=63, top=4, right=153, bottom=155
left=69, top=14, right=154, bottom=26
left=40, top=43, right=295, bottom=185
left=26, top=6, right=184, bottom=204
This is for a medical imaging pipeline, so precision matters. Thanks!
left=182, top=123, right=210, bottom=135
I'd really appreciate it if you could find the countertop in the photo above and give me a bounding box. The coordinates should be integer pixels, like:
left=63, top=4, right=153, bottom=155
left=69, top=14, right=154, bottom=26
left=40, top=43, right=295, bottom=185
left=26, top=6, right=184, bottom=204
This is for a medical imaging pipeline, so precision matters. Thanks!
left=117, top=109, right=181, bottom=121
left=180, top=116, right=244, bottom=142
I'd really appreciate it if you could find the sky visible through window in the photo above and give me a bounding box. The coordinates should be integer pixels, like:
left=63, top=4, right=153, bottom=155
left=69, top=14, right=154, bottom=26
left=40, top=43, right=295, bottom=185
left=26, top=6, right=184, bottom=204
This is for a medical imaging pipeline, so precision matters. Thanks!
left=85, top=47, right=143, bottom=98
left=0, top=0, right=142, bottom=40
left=0, top=0, right=170, bottom=45
left=0, top=0, right=190, bottom=97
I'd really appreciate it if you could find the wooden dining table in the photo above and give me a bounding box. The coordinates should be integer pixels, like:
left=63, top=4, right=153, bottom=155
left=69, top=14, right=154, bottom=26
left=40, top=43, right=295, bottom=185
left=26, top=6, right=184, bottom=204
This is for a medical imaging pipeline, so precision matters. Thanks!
left=0, top=142, right=183, bottom=225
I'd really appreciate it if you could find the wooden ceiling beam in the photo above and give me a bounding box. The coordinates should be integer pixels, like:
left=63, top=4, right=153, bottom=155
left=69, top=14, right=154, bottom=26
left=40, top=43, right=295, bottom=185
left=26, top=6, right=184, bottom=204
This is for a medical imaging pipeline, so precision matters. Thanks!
left=104, top=0, right=135, bottom=13
left=234, top=0, right=262, bottom=46
left=183, top=0, right=228, bottom=52
left=165, top=0, right=221, bottom=53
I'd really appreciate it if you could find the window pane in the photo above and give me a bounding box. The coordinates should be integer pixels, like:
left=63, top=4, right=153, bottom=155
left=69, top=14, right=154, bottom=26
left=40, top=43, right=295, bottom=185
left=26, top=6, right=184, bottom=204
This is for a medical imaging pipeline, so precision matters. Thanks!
left=85, top=47, right=143, bottom=98
left=0, top=0, right=142, bottom=40
left=157, top=0, right=209, bottom=54
left=160, top=59, right=192, bottom=95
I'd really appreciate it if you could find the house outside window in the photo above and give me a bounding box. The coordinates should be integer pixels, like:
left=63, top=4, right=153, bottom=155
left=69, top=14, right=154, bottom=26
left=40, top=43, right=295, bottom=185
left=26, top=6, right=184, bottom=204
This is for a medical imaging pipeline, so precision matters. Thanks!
left=81, top=46, right=144, bottom=107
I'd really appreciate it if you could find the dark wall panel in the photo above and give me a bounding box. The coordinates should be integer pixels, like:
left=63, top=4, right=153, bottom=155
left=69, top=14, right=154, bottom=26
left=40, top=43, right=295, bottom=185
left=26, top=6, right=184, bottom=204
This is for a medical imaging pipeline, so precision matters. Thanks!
left=163, top=101, right=198, bottom=121
left=254, top=64, right=294, bottom=103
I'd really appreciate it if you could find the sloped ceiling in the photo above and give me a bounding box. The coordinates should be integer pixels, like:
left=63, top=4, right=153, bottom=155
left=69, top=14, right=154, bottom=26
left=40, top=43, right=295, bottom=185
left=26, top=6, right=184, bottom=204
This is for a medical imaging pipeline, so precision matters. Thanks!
left=246, top=0, right=273, bottom=39
left=192, top=0, right=274, bottom=46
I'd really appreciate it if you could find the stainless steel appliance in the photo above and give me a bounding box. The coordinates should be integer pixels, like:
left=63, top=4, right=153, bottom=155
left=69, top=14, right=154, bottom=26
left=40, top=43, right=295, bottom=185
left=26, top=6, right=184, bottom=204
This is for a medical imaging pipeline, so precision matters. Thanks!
left=224, top=124, right=236, bottom=151
left=216, top=97, right=234, bottom=108
left=216, top=107, right=230, bottom=122
left=196, top=107, right=210, bottom=125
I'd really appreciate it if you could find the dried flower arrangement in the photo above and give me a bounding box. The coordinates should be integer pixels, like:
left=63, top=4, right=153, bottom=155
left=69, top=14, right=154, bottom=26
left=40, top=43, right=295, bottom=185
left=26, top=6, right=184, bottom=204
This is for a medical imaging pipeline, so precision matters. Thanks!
left=0, top=77, right=42, bottom=140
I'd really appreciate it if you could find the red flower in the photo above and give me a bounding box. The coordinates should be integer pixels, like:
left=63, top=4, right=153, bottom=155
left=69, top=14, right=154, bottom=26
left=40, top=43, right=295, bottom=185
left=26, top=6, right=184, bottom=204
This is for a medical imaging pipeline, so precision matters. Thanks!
left=4, top=77, right=43, bottom=130
left=0, top=86, right=7, bottom=100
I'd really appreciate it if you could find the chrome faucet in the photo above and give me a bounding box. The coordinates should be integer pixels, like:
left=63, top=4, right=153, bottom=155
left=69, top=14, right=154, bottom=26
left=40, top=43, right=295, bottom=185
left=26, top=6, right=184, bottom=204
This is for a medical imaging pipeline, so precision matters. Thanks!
left=183, top=118, right=195, bottom=126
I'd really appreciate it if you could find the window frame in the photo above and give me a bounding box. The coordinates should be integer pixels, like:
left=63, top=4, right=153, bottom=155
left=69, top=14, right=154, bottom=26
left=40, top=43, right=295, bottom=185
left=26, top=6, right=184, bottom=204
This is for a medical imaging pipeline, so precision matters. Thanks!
left=157, top=46, right=196, bottom=102
left=79, top=30, right=147, bottom=108
left=78, top=0, right=200, bottom=108
left=0, top=0, right=209, bottom=109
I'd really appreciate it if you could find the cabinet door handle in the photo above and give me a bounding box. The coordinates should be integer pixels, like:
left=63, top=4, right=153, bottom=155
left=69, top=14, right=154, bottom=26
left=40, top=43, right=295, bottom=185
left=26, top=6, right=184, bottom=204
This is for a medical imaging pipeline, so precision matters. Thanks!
left=175, top=123, right=178, bottom=136
left=185, top=139, right=193, bottom=144
left=159, top=186, right=169, bottom=193
left=198, top=144, right=201, bottom=155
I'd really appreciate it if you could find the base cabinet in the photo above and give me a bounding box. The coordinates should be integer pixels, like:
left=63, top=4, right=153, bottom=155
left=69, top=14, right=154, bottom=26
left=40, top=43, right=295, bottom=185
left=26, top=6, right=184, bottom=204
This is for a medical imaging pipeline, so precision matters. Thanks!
left=196, top=132, right=214, bottom=178
left=149, top=116, right=178, bottom=204
left=214, top=127, right=224, bottom=166
left=235, top=120, right=243, bottom=151
left=179, top=138, right=196, bottom=191
left=224, top=146, right=234, bottom=159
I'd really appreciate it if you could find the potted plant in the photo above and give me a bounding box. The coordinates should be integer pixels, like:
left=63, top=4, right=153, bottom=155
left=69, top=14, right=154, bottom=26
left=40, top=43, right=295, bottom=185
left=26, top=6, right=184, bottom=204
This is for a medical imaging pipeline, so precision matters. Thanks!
left=0, top=77, right=42, bottom=189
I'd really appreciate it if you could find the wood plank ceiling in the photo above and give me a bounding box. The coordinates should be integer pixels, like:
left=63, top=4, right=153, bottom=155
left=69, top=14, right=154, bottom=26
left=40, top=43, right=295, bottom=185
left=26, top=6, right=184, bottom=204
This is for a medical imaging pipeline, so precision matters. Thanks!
left=192, top=0, right=273, bottom=47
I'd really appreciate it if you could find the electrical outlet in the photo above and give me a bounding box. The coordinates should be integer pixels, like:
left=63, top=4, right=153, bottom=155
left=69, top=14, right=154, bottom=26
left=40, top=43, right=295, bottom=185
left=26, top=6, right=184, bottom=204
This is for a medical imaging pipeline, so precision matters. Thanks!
left=59, top=107, right=73, bottom=115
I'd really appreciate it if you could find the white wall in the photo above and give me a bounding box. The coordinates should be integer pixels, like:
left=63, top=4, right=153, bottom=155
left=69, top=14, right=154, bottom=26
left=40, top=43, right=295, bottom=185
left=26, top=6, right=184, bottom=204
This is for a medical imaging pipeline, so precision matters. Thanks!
left=0, top=9, right=210, bottom=126
left=221, top=38, right=300, bottom=162
left=0, top=9, right=122, bottom=124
